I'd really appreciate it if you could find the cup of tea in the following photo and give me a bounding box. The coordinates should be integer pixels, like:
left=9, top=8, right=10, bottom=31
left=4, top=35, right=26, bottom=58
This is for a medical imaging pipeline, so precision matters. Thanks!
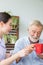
left=34, top=43, right=43, bottom=54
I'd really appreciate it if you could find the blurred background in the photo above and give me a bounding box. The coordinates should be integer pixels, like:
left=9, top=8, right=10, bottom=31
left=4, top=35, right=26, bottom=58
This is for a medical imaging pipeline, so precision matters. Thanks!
left=0, top=0, right=43, bottom=38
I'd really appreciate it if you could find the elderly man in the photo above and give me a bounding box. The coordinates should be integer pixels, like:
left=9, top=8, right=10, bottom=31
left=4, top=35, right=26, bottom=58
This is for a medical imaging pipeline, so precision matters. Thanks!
left=12, top=20, right=43, bottom=65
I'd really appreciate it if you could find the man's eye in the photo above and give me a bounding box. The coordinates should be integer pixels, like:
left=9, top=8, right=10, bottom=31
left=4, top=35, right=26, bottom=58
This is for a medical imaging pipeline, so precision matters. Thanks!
left=32, top=31, right=36, bottom=33
left=38, top=32, right=41, bottom=35
left=33, top=31, right=35, bottom=33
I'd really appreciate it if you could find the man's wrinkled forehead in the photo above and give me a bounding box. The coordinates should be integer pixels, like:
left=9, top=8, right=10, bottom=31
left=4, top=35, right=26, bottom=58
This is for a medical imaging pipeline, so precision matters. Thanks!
left=28, top=21, right=43, bottom=31
left=29, top=24, right=42, bottom=31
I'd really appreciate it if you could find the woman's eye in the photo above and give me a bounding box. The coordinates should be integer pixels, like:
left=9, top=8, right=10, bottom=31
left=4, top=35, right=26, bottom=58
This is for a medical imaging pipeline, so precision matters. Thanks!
left=10, top=23, right=12, bottom=26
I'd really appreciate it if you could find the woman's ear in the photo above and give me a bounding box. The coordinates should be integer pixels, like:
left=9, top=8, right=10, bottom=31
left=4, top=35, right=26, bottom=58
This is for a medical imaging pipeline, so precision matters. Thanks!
left=0, top=21, right=4, bottom=26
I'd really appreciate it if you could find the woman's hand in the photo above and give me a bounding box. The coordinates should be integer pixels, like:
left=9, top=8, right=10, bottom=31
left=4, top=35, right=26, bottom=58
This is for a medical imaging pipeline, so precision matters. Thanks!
left=18, top=44, right=35, bottom=57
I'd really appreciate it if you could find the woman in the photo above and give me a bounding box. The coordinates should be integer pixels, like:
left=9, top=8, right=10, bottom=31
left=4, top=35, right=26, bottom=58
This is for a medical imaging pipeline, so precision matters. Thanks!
left=0, top=12, right=12, bottom=61
left=0, top=44, right=34, bottom=65
left=0, top=12, right=34, bottom=65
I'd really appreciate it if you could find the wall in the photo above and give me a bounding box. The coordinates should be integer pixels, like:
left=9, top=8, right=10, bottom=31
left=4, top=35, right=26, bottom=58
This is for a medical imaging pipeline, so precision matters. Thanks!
left=0, top=0, right=43, bottom=38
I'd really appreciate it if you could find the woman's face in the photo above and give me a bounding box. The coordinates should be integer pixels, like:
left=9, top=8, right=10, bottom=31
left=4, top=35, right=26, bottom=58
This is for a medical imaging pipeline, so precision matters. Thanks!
left=1, top=18, right=12, bottom=34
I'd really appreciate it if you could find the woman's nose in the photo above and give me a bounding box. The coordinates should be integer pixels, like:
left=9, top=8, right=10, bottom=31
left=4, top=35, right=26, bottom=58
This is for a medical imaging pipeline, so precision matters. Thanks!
left=10, top=26, right=12, bottom=29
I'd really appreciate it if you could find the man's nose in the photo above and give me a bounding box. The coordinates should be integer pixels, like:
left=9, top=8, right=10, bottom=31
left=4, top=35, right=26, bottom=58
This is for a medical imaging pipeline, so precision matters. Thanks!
left=34, top=33, right=38, bottom=37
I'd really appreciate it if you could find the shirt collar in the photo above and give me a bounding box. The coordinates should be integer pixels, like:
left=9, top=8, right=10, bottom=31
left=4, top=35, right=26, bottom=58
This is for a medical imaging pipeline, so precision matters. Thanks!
left=0, top=38, right=6, bottom=48
left=0, top=38, right=3, bottom=43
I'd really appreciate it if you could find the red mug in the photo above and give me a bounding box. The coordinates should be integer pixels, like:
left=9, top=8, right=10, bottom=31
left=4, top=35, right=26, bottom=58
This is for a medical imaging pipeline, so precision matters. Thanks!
left=34, top=43, right=43, bottom=54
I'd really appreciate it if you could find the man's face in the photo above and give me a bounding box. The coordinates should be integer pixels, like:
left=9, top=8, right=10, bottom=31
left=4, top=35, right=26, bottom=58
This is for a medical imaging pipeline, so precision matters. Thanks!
left=1, top=19, right=12, bottom=34
left=28, top=25, right=43, bottom=59
left=28, top=25, right=42, bottom=42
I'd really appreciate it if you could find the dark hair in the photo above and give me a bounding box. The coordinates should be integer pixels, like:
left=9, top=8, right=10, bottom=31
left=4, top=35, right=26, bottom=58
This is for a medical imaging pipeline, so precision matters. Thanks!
left=0, top=12, right=11, bottom=23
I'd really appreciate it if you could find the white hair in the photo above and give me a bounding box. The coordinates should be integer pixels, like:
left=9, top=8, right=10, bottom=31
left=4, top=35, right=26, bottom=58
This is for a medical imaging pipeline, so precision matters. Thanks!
left=28, top=20, right=43, bottom=30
